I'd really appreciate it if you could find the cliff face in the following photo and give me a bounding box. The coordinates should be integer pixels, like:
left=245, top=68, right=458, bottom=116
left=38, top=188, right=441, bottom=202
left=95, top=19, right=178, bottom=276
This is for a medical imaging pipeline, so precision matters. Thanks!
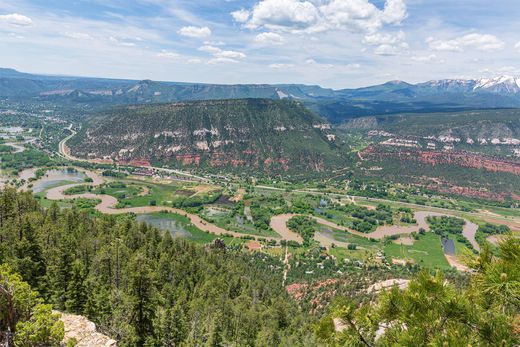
left=362, top=146, right=520, bottom=176
left=69, top=99, right=345, bottom=173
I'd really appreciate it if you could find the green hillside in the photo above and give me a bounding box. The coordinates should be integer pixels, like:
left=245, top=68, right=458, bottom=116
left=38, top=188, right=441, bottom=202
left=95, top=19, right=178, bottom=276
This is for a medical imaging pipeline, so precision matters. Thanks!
left=69, top=99, right=346, bottom=174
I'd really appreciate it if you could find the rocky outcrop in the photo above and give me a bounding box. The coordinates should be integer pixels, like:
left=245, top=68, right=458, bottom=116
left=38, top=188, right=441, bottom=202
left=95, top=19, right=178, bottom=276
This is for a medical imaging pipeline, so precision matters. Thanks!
left=362, top=146, right=520, bottom=176
left=57, top=312, right=117, bottom=347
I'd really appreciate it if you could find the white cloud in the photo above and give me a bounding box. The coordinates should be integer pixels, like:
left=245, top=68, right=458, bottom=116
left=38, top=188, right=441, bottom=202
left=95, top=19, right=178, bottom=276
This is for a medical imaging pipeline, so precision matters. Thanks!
left=216, top=50, right=246, bottom=59
left=157, top=50, right=179, bottom=59
left=0, top=13, right=32, bottom=26
left=427, top=34, right=505, bottom=52
left=305, top=59, right=334, bottom=69
left=269, top=63, right=295, bottom=69
left=208, top=57, right=239, bottom=64
left=198, top=45, right=222, bottom=54
left=199, top=45, right=246, bottom=63
left=515, top=41, right=520, bottom=52
left=244, top=0, right=320, bottom=32
left=178, top=26, right=212, bottom=38
left=381, top=0, right=408, bottom=24
left=231, top=9, right=250, bottom=23
left=233, top=0, right=407, bottom=34
left=63, top=32, right=93, bottom=40
left=255, top=32, right=285, bottom=45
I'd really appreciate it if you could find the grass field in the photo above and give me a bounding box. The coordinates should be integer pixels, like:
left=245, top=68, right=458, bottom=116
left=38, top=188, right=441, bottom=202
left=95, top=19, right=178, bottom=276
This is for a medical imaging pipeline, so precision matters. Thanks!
left=384, top=233, right=450, bottom=269
left=328, top=247, right=376, bottom=263
left=323, top=227, right=381, bottom=248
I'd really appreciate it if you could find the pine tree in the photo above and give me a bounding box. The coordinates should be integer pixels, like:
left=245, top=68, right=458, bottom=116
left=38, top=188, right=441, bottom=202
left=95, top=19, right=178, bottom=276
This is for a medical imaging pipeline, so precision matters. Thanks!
left=65, top=260, right=87, bottom=313
left=14, top=220, right=45, bottom=289
left=127, top=253, right=156, bottom=346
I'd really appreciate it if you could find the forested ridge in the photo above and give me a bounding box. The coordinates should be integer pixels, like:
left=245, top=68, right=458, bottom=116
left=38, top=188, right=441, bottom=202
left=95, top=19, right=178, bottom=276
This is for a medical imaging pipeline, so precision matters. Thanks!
left=0, top=188, right=519, bottom=346
left=69, top=99, right=344, bottom=174
left=0, top=188, right=316, bottom=346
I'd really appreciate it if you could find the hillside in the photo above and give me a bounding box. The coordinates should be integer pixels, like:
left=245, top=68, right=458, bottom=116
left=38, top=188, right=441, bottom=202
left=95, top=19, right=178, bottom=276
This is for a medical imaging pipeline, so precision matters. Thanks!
left=68, top=99, right=345, bottom=174
left=340, top=110, right=520, bottom=202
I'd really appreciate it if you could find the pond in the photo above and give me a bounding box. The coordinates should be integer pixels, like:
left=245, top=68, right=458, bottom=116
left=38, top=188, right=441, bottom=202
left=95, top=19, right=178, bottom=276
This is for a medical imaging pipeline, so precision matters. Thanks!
left=136, top=214, right=191, bottom=238
left=32, top=169, right=86, bottom=193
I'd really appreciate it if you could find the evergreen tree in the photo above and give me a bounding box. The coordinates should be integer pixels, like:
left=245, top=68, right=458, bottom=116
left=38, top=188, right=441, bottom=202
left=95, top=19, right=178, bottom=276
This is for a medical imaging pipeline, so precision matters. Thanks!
left=128, top=253, right=156, bottom=346
left=65, top=260, right=87, bottom=313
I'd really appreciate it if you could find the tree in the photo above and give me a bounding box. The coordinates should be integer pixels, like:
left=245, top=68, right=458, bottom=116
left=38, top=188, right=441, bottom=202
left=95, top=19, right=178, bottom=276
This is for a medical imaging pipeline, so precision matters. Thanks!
left=319, top=237, right=520, bottom=346
left=14, top=304, right=64, bottom=347
left=15, top=220, right=45, bottom=289
left=154, top=304, right=187, bottom=347
left=65, top=260, right=87, bottom=313
left=0, top=264, right=63, bottom=347
left=127, top=253, right=156, bottom=346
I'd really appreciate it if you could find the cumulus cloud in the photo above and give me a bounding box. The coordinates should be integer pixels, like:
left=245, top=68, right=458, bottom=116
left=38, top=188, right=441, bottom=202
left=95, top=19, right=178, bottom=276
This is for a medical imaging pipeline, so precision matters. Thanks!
left=515, top=41, right=520, bottom=52
left=255, top=32, right=285, bottom=45
left=178, top=26, right=212, bottom=38
left=427, top=34, right=505, bottom=52
left=231, top=9, right=250, bottom=23
left=0, top=13, right=32, bottom=26
left=216, top=50, right=246, bottom=59
left=199, top=45, right=221, bottom=54
left=199, top=45, right=246, bottom=64
left=231, top=0, right=407, bottom=34
left=208, top=57, right=240, bottom=64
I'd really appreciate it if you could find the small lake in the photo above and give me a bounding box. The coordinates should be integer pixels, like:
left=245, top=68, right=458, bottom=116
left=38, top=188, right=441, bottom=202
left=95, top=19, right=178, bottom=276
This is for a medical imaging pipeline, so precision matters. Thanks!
left=32, top=169, right=86, bottom=193
left=136, top=214, right=191, bottom=238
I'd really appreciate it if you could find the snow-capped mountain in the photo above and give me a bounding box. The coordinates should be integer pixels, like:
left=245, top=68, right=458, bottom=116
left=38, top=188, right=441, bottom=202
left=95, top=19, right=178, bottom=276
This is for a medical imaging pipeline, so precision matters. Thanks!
left=419, top=76, right=520, bottom=94
left=473, top=76, right=520, bottom=94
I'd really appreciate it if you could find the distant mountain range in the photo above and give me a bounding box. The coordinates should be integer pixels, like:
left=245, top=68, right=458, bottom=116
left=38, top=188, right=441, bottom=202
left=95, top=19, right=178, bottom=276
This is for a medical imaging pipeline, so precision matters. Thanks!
left=2, top=67, right=520, bottom=122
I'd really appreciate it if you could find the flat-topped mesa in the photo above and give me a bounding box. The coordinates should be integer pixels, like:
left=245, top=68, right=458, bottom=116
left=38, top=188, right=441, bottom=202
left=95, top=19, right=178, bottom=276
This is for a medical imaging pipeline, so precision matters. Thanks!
left=68, top=99, right=345, bottom=174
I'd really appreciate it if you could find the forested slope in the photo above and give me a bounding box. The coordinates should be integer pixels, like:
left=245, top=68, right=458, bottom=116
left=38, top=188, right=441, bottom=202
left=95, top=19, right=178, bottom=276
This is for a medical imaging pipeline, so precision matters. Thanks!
left=69, top=99, right=345, bottom=174
left=0, top=188, right=316, bottom=346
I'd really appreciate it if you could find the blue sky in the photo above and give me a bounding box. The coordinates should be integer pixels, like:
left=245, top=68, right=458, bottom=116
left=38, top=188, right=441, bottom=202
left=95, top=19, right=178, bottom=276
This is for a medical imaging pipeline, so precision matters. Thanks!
left=0, top=0, right=519, bottom=88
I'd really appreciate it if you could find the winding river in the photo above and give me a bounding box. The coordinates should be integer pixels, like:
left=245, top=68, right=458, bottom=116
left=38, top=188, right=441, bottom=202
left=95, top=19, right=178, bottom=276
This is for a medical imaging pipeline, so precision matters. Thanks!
left=36, top=168, right=480, bottom=263
left=43, top=170, right=279, bottom=241
left=270, top=211, right=480, bottom=252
